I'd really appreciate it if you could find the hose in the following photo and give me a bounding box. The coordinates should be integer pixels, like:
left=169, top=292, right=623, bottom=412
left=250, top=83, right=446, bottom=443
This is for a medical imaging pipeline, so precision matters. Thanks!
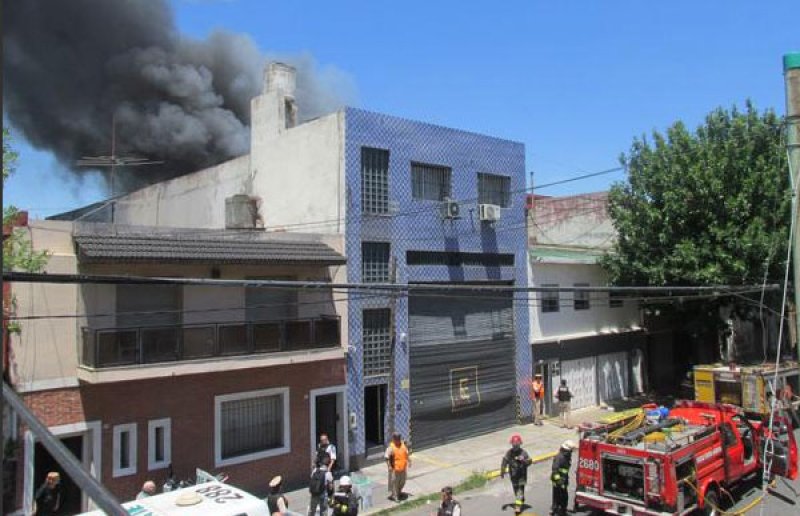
left=683, top=479, right=776, bottom=515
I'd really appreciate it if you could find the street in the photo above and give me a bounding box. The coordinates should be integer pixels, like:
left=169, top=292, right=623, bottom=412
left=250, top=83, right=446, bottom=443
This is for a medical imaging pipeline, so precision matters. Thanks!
left=402, top=430, right=800, bottom=516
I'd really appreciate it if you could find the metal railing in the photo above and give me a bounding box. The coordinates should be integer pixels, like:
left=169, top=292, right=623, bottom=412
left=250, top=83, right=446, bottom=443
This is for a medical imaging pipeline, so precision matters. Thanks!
left=81, top=316, right=340, bottom=369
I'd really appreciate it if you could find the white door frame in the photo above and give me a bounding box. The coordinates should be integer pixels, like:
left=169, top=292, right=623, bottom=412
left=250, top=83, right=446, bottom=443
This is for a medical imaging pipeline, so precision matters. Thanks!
left=309, top=385, right=349, bottom=472
left=23, top=420, right=102, bottom=514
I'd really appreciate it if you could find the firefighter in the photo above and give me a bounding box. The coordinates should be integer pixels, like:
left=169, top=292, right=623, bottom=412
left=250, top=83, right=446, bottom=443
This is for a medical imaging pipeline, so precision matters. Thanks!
left=501, top=433, right=532, bottom=513
left=550, top=440, right=577, bottom=516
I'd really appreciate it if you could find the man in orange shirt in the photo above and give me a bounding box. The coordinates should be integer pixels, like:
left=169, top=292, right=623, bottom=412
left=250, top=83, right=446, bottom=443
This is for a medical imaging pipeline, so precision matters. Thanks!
left=385, top=432, right=411, bottom=502
left=532, top=374, right=545, bottom=426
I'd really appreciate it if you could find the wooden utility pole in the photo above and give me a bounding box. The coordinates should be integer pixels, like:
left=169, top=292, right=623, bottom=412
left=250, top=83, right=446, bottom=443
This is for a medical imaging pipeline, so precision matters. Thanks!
left=785, top=52, right=800, bottom=363
left=387, top=255, right=398, bottom=437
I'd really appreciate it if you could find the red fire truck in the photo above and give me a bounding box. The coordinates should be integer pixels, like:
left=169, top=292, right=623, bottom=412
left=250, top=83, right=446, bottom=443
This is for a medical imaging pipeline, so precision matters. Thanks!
left=574, top=400, right=798, bottom=515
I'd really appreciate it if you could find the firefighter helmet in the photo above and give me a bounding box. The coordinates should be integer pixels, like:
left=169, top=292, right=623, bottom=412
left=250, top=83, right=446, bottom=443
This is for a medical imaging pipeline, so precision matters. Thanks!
left=561, top=440, right=577, bottom=450
left=339, top=476, right=352, bottom=487
left=510, top=433, right=523, bottom=445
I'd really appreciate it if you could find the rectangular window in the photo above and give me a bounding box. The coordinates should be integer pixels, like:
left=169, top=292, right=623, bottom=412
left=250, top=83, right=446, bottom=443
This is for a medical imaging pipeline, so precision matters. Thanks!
left=215, top=388, right=290, bottom=467
left=574, top=283, right=590, bottom=310
left=477, top=173, right=511, bottom=207
left=406, top=251, right=514, bottom=267
left=362, top=242, right=391, bottom=283
left=541, top=284, right=560, bottom=313
left=609, top=291, right=624, bottom=308
left=113, top=423, right=137, bottom=477
left=361, top=147, right=390, bottom=214
left=363, top=309, right=392, bottom=378
left=148, top=418, right=171, bottom=471
left=412, top=162, right=452, bottom=201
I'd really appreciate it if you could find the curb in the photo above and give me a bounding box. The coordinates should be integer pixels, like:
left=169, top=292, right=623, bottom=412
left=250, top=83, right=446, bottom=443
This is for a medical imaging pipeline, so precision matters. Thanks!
left=485, top=451, right=558, bottom=480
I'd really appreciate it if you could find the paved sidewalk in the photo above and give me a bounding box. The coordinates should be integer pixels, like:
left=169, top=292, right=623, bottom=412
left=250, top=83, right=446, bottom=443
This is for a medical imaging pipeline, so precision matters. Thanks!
left=283, top=406, right=611, bottom=515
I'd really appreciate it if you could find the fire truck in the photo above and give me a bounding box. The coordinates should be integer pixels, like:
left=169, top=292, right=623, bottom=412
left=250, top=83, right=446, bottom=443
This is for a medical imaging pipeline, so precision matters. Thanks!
left=574, top=400, right=798, bottom=515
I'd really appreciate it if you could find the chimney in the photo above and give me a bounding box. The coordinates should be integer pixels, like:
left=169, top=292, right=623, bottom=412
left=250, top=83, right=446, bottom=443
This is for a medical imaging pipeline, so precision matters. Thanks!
left=265, top=62, right=297, bottom=129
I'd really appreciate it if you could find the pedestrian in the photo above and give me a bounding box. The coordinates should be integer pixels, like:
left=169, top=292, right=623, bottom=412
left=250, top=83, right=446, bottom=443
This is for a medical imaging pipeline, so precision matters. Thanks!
left=136, top=480, right=157, bottom=500
left=555, top=379, right=573, bottom=428
left=500, top=433, right=532, bottom=514
left=315, top=432, right=338, bottom=473
left=33, top=471, right=63, bottom=516
left=779, top=382, right=800, bottom=428
left=435, top=486, right=461, bottom=516
left=308, top=456, right=334, bottom=516
left=385, top=431, right=411, bottom=502
left=550, top=440, right=577, bottom=516
left=330, top=476, right=360, bottom=515
left=266, top=475, right=303, bottom=516
left=532, top=373, right=545, bottom=426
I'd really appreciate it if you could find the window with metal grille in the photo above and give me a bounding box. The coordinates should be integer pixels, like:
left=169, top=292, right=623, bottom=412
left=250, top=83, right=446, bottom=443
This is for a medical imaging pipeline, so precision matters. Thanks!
left=574, top=283, right=590, bottom=310
left=406, top=250, right=514, bottom=267
left=412, top=162, right=451, bottom=201
left=477, top=173, right=511, bottom=207
left=362, top=242, right=391, bottom=283
left=361, top=147, right=390, bottom=214
left=541, top=284, right=560, bottom=313
left=609, top=291, right=624, bottom=308
left=363, top=309, right=392, bottom=377
left=217, top=389, right=288, bottom=464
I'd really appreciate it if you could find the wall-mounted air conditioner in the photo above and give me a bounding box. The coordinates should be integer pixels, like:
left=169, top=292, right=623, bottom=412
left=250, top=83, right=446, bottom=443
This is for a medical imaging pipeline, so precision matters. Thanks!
left=478, top=203, right=501, bottom=222
left=440, top=198, right=461, bottom=219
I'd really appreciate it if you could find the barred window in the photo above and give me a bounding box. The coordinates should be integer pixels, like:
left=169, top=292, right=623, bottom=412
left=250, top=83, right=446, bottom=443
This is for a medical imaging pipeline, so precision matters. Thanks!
left=541, top=284, right=560, bottom=313
left=361, top=147, right=390, bottom=214
left=609, top=291, right=624, bottom=308
left=574, top=283, right=590, bottom=310
left=362, top=242, right=390, bottom=283
left=477, top=173, right=511, bottom=207
left=412, top=162, right=451, bottom=201
left=216, top=388, right=289, bottom=465
left=363, top=309, right=392, bottom=377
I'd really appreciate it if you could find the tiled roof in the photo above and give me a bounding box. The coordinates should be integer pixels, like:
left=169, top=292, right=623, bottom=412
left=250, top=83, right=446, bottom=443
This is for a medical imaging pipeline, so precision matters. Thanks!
left=74, top=233, right=346, bottom=265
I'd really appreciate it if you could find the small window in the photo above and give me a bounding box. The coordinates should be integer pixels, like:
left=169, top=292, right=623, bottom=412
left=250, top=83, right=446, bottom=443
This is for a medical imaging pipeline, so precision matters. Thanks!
left=363, top=309, right=392, bottom=377
left=478, top=173, right=511, bottom=208
left=148, top=418, right=171, bottom=471
left=361, top=147, right=390, bottom=214
left=574, top=283, right=590, bottom=310
left=215, top=388, right=290, bottom=467
left=113, top=423, right=137, bottom=477
left=609, top=291, right=624, bottom=308
left=362, top=242, right=391, bottom=283
left=541, top=284, right=560, bottom=313
left=412, top=163, right=452, bottom=201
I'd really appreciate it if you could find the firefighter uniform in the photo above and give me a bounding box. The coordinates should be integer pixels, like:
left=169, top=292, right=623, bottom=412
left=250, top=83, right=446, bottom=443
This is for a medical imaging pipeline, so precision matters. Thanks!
left=501, top=434, right=532, bottom=513
left=550, top=441, right=576, bottom=516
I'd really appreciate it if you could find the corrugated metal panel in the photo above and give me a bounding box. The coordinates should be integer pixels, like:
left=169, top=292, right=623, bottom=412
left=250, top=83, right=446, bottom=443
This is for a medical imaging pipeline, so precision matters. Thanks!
left=408, top=291, right=515, bottom=449
left=598, top=352, right=629, bottom=403
left=561, top=357, right=597, bottom=410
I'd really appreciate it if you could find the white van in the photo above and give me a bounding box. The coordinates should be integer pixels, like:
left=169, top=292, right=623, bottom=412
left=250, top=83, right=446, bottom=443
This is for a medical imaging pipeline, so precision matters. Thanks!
left=78, top=481, right=269, bottom=516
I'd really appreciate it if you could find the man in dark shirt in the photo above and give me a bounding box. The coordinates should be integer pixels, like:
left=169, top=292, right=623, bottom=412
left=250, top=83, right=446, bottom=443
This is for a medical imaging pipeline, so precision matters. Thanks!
left=550, top=441, right=577, bottom=516
left=34, top=471, right=63, bottom=516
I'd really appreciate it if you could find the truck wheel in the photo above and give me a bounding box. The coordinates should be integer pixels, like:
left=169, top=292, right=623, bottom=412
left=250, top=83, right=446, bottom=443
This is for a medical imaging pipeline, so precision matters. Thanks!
left=703, top=490, right=721, bottom=516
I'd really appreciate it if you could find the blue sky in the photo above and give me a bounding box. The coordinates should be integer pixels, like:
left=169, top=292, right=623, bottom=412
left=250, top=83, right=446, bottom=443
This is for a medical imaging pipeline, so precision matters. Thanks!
left=4, top=0, right=798, bottom=218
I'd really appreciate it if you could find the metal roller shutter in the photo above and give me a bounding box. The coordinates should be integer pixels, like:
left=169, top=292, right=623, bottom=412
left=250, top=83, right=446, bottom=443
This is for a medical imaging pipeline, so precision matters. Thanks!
left=408, top=290, right=516, bottom=449
left=598, top=352, right=629, bottom=404
left=561, top=357, right=597, bottom=410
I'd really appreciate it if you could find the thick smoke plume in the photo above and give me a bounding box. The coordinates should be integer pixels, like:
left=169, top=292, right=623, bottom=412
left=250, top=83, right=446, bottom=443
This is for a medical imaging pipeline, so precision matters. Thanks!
left=3, top=0, right=354, bottom=192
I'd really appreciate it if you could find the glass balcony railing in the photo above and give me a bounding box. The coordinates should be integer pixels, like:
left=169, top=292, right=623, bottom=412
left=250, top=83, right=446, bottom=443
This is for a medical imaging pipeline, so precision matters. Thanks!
left=80, top=316, right=340, bottom=369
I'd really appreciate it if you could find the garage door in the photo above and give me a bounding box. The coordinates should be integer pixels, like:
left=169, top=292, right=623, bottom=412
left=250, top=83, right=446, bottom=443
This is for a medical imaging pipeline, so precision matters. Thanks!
left=409, top=290, right=516, bottom=449
left=598, top=352, right=629, bottom=403
left=561, top=357, right=597, bottom=410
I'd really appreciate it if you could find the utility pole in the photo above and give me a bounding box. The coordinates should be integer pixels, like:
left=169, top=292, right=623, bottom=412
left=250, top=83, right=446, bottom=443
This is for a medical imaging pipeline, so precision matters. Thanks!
left=785, top=52, right=800, bottom=364
left=387, top=255, right=398, bottom=437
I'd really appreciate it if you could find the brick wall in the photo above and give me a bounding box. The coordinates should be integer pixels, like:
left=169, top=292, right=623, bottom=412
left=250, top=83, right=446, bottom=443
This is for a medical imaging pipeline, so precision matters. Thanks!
left=13, top=357, right=346, bottom=509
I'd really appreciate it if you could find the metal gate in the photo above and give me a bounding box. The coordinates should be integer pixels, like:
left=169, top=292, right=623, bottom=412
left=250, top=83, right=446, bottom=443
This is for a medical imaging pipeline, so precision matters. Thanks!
left=408, top=290, right=516, bottom=449
left=561, top=357, right=597, bottom=410
left=598, top=352, right=629, bottom=404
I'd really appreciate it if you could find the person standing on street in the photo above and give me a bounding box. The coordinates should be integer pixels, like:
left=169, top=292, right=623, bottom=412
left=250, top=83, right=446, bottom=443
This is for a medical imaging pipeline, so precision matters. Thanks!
left=315, top=433, right=338, bottom=473
left=435, top=486, right=461, bottom=516
left=550, top=440, right=577, bottom=516
left=330, top=476, right=360, bottom=515
left=308, top=456, right=334, bottom=516
left=532, top=373, right=545, bottom=426
left=34, top=472, right=63, bottom=516
left=136, top=480, right=157, bottom=500
left=500, top=433, right=532, bottom=514
left=385, top=432, right=411, bottom=502
left=555, top=379, right=573, bottom=429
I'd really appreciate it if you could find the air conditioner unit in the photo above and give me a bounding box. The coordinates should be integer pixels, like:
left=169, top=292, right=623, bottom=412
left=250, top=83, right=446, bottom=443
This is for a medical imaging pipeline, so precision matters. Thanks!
left=479, top=203, right=502, bottom=222
left=440, top=198, right=461, bottom=219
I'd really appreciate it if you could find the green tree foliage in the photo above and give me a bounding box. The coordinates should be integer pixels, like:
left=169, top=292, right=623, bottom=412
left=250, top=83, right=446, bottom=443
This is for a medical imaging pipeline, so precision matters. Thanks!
left=3, top=128, right=49, bottom=273
left=603, top=102, right=790, bottom=287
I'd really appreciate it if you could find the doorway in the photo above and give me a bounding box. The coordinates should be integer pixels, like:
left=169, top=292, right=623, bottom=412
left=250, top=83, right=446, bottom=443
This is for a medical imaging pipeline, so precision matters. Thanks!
left=34, top=437, right=83, bottom=515
left=364, top=384, right=387, bottom=453
left=315, top=394, right=340, bottom=455
left=309, top=386, right=348, bottom=472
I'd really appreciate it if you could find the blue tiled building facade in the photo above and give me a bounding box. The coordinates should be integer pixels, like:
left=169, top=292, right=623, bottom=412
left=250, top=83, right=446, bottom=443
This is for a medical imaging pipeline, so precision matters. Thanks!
left=343, top=108, right=531, bottom=462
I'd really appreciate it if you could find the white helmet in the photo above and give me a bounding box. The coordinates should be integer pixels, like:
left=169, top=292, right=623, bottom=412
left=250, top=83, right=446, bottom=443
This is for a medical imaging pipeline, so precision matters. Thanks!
left=339, top=475, right=352, bottom=487
left=561, top=440, right=577, bottom=450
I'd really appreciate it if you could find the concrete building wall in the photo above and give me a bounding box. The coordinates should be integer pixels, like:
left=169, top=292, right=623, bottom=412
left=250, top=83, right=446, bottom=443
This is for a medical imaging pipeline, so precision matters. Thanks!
left=113, top=155, right=251, bottom=228
left=529, top=261, right=640, bottom=342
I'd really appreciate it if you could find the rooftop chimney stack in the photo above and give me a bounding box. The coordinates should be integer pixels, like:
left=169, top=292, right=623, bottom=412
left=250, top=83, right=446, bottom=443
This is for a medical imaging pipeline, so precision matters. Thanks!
left=251, top=62, right=298, bottom=142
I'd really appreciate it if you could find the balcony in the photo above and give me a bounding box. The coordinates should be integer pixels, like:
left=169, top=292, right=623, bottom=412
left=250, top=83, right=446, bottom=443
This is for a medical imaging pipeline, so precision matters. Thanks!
left=80, top=316, right=341, bottom=369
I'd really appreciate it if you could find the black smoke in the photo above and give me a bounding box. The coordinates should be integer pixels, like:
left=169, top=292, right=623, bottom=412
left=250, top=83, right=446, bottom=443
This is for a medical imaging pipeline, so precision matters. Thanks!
left=3, top=0, right=353, bottom=192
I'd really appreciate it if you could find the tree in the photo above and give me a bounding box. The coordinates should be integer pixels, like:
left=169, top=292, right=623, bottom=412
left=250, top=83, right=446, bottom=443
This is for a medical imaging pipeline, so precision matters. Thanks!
left=603, top=102, right=790, bottom=287
left=3, top=128, right=49, bottom=273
